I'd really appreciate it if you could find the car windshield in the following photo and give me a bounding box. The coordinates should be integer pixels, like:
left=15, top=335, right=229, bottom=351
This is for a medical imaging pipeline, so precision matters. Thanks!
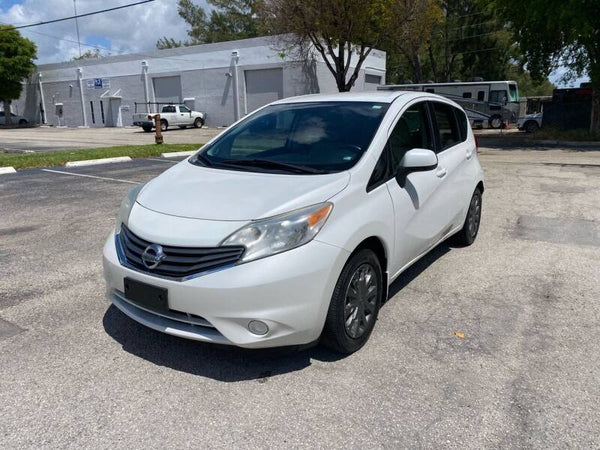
left=190, top=101, right=389, bottom=174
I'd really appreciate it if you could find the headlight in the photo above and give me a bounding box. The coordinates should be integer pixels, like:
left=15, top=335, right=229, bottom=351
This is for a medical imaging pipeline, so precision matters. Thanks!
left=116, top=184, right=145, bottom=230
left=221, top=202, right=333, bottom=263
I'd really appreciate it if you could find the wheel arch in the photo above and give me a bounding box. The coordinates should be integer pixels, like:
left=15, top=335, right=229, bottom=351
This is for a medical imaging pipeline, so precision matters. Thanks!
left=351, top=236, right=389, bottom=303
left=476, top=180, right=484, bottom=193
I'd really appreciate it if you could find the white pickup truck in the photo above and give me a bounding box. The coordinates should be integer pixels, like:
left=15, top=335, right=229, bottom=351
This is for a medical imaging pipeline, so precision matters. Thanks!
left=133, top=105, right=205, bottom=132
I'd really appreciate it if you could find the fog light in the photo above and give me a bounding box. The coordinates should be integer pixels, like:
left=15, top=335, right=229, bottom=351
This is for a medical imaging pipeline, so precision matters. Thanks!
left=248, top=320, right=269, bottom=336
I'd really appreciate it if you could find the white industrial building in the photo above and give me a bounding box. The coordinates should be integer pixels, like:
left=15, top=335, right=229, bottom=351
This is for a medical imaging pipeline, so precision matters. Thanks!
left=15, top=35, right=386, bottom=128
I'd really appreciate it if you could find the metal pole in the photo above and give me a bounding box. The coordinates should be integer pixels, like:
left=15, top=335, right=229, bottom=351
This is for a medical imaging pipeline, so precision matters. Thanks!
left=38, top=73, right=47, bottom=124
left=231, top=50, right=240, bottom=122
left=77, top=68, right=88, bottom=127
left=73, top=0, right=82, bottom=58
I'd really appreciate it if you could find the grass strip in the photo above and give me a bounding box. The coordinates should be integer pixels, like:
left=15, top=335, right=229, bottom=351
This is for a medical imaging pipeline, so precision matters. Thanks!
left=0, top=143, right=204, bottom=169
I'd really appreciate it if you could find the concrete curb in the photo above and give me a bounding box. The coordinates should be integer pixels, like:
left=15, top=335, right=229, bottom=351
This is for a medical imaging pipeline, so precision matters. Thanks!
left=65, top=156, right=132, bottom=167
left=161, top=151, right=197, bottom=158
left=0, top=166, right=17, bottom=175
left=478, top=137, right=600, bottom=149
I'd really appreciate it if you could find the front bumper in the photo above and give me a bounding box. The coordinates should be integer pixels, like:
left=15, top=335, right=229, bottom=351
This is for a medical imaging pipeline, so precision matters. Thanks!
left=102, top=231, right=349, bottom=348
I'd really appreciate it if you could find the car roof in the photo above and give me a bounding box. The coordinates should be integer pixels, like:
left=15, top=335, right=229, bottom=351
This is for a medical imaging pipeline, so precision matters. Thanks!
left=270, top=90, right=455, bottom=106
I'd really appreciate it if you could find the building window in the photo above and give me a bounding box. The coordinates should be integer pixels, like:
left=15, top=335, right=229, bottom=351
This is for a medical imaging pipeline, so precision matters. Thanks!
left=365, top=74, right=382, bottom=85
left=100, top=101, right=105, bottom=124
left=463, top=92, right=472, bottom=98
left=477, top=91, right=485, bottom=101
left=90, top=101, right=95, bottom=124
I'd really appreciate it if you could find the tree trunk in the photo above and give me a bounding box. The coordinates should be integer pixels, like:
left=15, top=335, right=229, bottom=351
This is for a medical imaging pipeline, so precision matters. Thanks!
left=590, top=88, right=600, bottom=135
left=2, top=100, right=11, bottom=125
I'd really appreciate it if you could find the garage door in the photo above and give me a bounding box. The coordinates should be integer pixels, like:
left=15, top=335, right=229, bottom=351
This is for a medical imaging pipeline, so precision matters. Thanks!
left=245, top=68, right=283, bottom=113
left=153, top=76, right=182, bottom=104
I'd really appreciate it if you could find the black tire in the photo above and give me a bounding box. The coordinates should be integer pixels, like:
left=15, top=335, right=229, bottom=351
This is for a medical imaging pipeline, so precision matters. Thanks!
left=452, top=188, right=482, bottom=247
left=321, top=249, right=383, bottom=354
left=194, top=117, right=204, bottom=128
left=488, top=115, right=503, bottom=129
left=142, top=126, right=153, bottom=132
left=160, top=120, right=168, bottom=132
left=524, top=120, right=539, bottom=133
left=18, top=119, right=27, bottom=127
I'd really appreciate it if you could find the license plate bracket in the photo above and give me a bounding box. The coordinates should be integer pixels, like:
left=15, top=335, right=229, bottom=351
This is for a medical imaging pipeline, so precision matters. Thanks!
left=123, top=277, right=168, bottom=312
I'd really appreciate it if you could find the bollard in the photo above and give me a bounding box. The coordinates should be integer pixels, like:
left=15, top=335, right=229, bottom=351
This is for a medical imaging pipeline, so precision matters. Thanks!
left=154, top=113, right=163, bottom=144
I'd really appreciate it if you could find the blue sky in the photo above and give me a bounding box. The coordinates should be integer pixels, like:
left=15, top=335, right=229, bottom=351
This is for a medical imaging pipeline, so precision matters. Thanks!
left=0, top=0, right=589, bottom=86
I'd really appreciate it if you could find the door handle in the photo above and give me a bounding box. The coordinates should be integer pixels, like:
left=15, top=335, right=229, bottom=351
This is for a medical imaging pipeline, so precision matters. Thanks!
left=436, top=167, right=447, bottom=178
left=466, top=149, right=474, bottom=160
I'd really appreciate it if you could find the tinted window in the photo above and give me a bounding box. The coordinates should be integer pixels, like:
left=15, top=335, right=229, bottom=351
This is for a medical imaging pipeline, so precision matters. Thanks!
left=179, top=106, right=190, bottom=113
left=508, top=83, right=519, bottom=102
left=490, top=90, right=507, bottom=104
left=365, top=74, right=382, bottom=84
left=455, top=107, right=469, bottom=141
left=367, top=150, right=389, bottom=191
left=193, top=102, right=389, bottom=174
left=477, top=91, right=485, bottom=101
left=431, top=102, right=461, bottom=151
left=162, top=105, right=176, bottom=113
left=388, top=102, right=433, bottom=170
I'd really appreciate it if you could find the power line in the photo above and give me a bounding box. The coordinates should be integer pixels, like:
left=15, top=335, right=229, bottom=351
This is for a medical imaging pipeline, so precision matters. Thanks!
left=4, top=0, right=154, bottom=30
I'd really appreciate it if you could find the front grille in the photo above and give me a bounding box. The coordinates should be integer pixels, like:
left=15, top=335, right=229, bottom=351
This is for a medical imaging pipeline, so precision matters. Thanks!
left=118, top=225, right=245, bottom=279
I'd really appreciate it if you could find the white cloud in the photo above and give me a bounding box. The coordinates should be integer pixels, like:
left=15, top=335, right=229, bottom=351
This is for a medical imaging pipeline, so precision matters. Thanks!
left=0, top=0, right=205, bottom=64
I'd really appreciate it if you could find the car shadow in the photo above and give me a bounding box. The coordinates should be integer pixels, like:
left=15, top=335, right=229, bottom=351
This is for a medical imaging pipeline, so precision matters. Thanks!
left=102, top=305, right=343, bottom=382
left=385, top=242, right=452, bottom=304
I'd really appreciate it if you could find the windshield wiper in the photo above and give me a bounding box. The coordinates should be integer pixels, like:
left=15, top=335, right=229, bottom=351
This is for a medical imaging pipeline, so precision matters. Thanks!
left=219, top=158, right=327, bottom=174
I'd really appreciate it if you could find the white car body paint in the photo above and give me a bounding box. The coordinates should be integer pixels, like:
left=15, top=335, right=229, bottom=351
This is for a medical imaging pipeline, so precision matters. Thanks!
left=103, top=91, right=484, bottom=349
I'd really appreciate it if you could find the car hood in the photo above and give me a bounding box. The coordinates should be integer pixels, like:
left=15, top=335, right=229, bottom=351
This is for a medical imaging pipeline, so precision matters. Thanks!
left=136, top=160, right=351, bottom=221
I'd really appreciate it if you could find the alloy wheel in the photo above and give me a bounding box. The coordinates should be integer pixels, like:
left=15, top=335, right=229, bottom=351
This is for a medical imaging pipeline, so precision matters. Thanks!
left=344, top=263, right=379, bottom=339
left=467, top=193, right=481, bottom=238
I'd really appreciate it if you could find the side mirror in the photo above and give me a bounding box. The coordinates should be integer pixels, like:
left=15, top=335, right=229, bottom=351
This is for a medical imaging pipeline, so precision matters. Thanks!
left=400, top=148, right=438, bottom=172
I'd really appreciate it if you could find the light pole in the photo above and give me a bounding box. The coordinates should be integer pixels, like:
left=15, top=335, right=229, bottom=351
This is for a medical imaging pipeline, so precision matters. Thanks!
left=73, top=0, right=82, bottom=58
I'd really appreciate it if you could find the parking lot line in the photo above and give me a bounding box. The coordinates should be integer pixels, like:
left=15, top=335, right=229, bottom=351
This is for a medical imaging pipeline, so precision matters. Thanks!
left=41, top=168, right=140, bottom=184
left=146, top=158, right=178, bottom=163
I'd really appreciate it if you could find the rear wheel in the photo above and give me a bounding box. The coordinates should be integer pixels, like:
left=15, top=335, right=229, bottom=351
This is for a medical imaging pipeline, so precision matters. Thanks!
left=321, top=249, right=382, bottom=354
left=452, top=188, right=482, bottom=246
left=194, top=117, right=204, bottom=128
left=489, top=115, right=503, bottom=129
left=160, top=120, right=168, bottom=132
left=524, top=120, right=539, bottom=133
left=142, top=125, right=152, bottom=132
left=18, top=119, right=27, bottom=127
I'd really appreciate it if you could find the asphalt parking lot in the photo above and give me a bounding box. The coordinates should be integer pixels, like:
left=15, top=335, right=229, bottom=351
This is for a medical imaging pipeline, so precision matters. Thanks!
left=0, top=126, right=221, bottom=153
left=1, top=148, right=599, bottom=448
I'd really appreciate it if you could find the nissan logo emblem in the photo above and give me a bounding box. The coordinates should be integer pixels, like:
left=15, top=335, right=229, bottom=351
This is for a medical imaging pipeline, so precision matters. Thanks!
left=141, top=244, right=166, bottom=269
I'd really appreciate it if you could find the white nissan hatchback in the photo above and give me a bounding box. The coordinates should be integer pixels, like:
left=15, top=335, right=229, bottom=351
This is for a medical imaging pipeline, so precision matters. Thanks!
left=103, top=91, right=484, bottom=354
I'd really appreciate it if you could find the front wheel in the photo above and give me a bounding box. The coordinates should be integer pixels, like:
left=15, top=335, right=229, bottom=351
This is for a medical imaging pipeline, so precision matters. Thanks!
left=142, top=125, right=152, bottom=132
left=321, top=249, right=383, bottom=354
left=160, top=120, right=168, bottom=132
left=18, top=119, right=27, bottom=127
left=525, top=120, right=539, bottom=133
left=452, top=188, right=482, bottom=247
left=194, top=117, right=204, bottom=128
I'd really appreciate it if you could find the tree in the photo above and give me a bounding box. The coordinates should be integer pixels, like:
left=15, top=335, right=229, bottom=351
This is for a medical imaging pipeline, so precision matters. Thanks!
left=261, top=0, right=423, bottom=92
left=0, top=25, right=36, bottom=125
left=157, top=0, right=262, bottom=49
left=493, top=0, right=600, bottom=133
left=72, top=48, right=102, bottom=61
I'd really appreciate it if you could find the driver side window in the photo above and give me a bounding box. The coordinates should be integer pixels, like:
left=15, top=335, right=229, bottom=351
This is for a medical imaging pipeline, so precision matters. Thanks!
left=388, top=102, right=433, bottom=171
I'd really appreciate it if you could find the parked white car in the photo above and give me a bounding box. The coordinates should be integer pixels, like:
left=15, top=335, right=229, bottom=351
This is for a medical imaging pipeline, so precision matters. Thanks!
left=133, top=104, right=205, bottom=132
left=517, top=112, right=542, bottom=133
left=104, top=91, right=484, bottom=354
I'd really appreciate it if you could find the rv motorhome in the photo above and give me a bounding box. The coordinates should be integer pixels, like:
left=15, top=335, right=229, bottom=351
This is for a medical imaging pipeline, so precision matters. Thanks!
left=378, top=80, right=519, bottom=128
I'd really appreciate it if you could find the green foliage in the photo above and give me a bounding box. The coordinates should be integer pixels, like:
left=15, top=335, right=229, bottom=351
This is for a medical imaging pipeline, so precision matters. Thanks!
left=506, top=64, right=555, bottom=96
left=157, top=0, right=262, bottom=49
left=492, top=0, right=600, bottom=131
left=72, top=48, right=102, bottom=61
left=0, top=25, right=37, bottom=102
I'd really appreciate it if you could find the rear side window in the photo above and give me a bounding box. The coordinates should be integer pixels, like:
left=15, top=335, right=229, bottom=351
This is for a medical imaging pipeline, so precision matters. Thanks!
left=455, top=107, right=469, bottom=141
left=431, top=102, right=461, bottom=151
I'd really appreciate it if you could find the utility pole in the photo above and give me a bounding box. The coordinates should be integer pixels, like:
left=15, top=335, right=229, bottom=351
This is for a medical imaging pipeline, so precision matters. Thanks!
left=73, top=0, right=82, bottom=58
